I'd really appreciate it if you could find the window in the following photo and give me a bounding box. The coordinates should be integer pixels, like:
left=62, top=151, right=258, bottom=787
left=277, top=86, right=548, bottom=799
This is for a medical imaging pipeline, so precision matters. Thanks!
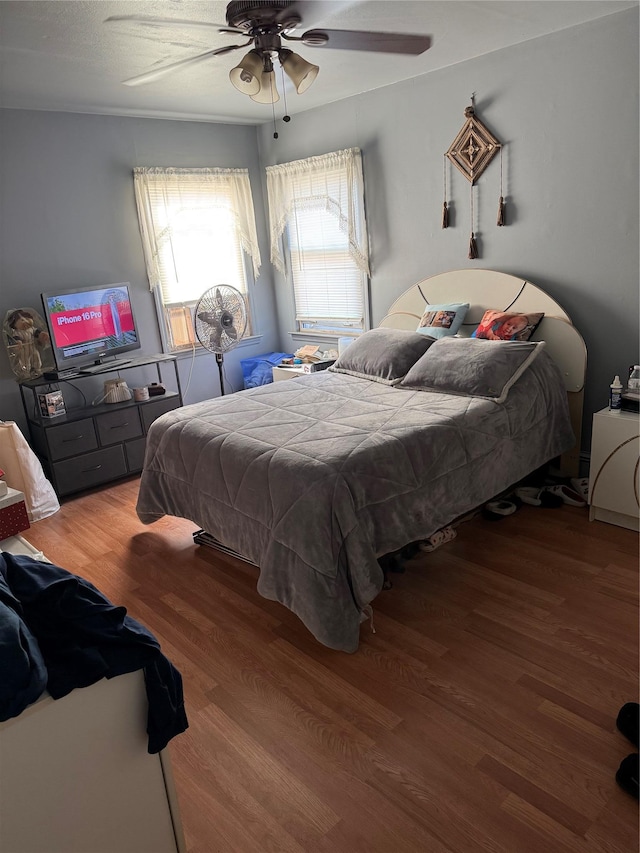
left=133, top=167, right=261, bottom=352
left=265, top=149, right=370, bottom=336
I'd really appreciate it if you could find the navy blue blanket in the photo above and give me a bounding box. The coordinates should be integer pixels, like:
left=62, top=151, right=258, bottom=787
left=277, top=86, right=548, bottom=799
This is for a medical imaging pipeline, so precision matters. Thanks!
left=0, top=552, right=188, bottom=753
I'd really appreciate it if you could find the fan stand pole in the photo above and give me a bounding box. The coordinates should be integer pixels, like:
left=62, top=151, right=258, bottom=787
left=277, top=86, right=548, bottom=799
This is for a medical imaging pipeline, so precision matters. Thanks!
left=216, top=352, right=225, bottom=395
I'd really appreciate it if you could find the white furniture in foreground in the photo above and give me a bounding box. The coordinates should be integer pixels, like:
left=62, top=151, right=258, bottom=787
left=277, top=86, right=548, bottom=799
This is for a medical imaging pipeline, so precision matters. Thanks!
left=0, top=538, right=185, bottom=853
left=589, top=407, right=640, bottom=531
left=0, top=671, right=185, bottom=853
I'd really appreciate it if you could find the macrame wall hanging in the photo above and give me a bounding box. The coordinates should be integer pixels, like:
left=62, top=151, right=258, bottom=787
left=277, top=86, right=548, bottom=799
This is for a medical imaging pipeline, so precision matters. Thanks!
left=442, top=97, right=505, bottom=259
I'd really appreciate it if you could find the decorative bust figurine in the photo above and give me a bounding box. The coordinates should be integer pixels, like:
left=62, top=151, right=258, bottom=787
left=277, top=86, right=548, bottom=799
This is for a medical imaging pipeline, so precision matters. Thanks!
left=4, top=308, right=51, bottom=380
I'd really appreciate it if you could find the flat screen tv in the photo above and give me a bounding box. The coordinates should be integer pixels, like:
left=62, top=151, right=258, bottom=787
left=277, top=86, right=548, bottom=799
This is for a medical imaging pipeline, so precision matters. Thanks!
left=41, top=283, right=141, bottom=374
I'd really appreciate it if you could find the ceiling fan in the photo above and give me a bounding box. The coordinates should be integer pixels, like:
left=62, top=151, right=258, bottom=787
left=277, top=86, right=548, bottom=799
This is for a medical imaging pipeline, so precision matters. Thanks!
left=106, top=1, right=431, bottom=107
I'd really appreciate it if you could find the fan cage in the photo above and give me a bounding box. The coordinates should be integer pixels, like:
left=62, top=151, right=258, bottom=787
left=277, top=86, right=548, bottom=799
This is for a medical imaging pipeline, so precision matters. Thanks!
left=194, top=286, right=249, bottom=355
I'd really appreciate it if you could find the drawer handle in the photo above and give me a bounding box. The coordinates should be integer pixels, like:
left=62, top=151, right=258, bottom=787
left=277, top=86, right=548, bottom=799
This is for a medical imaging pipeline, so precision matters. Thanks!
left=63, top=435, right=84, bottom=442
left=109, top=422, right=129, bottom=430
left=82, top=464, right=102, bottom=472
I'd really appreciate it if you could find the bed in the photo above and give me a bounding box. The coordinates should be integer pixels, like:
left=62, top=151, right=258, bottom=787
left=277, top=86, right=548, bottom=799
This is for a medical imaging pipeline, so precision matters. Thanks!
left=136, top=270, right=586, bottom=652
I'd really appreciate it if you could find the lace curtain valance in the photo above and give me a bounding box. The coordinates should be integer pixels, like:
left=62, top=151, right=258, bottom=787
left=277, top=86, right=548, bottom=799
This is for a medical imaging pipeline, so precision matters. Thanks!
left=133, top=167, right=262, bottom=289
left=265, top=148, right=370, bottom=276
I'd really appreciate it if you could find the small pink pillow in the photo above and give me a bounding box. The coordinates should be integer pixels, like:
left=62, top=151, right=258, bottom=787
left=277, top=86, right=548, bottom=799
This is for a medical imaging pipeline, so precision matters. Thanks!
left=472, top=309, right=543, bottom=341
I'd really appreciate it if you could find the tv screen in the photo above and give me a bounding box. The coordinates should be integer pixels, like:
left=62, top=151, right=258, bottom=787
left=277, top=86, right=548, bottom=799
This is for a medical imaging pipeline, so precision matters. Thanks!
left=41, top=283, right=141, bottom=373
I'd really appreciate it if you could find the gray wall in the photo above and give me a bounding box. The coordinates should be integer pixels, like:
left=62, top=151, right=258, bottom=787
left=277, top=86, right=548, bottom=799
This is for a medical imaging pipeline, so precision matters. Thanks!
left=1, top=9, right=638, bottom=456
left=258, top=8, right=639, bottom=454
left=0, top=111, right=279, bottom=431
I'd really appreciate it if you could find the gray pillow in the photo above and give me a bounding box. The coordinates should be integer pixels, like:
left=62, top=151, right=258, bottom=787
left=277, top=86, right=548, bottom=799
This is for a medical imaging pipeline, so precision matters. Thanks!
left=328, top=328, right=436, bottom=385
left=399, top=337, right=545, bottom=402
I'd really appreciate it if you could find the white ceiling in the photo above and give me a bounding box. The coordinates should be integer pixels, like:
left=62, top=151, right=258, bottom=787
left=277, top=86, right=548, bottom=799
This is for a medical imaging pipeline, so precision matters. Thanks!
left=0, top=1, right=636, bottom=125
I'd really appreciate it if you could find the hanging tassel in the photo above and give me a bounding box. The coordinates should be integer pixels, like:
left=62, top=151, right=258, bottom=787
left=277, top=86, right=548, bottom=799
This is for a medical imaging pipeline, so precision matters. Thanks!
left=441, top=156, right=449, bottom=228
left=497, top=147, right=505, bottom=226
left=468, top=182, right=478, bottom=259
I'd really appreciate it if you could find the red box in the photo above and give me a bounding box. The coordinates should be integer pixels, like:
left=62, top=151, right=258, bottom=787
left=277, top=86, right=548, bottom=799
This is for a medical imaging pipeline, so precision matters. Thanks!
left=0, top=488, right=30, bottom=540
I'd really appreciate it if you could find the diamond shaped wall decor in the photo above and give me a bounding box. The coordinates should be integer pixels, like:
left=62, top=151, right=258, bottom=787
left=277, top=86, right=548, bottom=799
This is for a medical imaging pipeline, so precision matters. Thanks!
left=446, top=105, right=501, bottom=184
left=442, top=102, right=506, bottom=259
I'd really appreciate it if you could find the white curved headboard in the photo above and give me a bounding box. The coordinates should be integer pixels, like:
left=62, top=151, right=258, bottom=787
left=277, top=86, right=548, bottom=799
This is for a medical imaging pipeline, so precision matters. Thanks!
left=379, top=269, right=587, bottom=475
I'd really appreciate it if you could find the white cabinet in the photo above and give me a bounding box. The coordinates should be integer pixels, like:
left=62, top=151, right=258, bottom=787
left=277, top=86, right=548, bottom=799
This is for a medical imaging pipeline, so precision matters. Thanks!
left=0, top=671, right=185, bottom=853
left=589, top=407, right=640, bottom=531
left=0, top=537, right=185, bottom=853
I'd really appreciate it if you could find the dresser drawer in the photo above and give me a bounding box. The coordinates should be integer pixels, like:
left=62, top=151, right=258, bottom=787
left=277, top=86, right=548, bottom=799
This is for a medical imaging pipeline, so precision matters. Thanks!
left=140, top=395, right=181, bottom=432
left=53, top=446, right=128, bottom=496
left=95, top=407, right=143, bottom=446
left=124, top=437, right=147, bottom=472
left=47, top=418, right=98, bottom=461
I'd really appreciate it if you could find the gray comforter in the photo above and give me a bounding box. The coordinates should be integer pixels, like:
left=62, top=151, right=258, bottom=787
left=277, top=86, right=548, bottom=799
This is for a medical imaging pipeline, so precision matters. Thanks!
left=136, top=350, right=573, bottom=652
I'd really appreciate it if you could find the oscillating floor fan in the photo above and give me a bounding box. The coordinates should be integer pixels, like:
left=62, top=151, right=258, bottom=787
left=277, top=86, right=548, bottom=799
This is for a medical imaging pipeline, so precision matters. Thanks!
left=194, top=285, right=247, bottom=395
left=191, top=285, right=253, bottom=559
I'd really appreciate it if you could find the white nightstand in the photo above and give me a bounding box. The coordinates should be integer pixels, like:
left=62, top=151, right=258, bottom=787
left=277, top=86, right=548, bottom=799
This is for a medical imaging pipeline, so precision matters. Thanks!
left=271, top=362, right=322, bottom=382
left=588, top=407, right=639, bottom=531
left=272, top=365, right=308, bottom=382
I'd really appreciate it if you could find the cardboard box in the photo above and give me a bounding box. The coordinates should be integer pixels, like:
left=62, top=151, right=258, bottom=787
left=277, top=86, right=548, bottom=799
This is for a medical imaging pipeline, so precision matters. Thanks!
left=38, top=390, right=66, bottom=418
left=0, top=488, right=30, bottom=540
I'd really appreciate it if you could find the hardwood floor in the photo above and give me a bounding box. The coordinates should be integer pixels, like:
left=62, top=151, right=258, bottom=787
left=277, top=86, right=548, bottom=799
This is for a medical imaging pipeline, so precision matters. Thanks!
left=24, top=477, right=638, bottom=853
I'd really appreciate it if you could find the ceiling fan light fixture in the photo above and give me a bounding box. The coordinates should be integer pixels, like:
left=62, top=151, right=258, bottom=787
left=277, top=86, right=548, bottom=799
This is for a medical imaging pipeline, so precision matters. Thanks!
left=250, top=69, right=280, bottom=103
left=229, top=49, right=263, bottom=94
left=250, top=56, right=280, bottom=103
left=279, top=48, right=319, bottom=94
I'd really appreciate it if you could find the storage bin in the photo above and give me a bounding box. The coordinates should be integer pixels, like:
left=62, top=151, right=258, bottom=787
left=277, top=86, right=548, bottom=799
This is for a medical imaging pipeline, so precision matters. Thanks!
left=0, top=488, right=30, bottom=540
left=240, top=352, right=292, bottom=389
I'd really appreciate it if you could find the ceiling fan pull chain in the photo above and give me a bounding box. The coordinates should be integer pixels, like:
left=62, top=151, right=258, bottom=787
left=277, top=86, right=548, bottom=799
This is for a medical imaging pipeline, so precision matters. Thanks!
left=280, top=64, right=291, bottom=125
left=271, top=88, right=278, bottom=139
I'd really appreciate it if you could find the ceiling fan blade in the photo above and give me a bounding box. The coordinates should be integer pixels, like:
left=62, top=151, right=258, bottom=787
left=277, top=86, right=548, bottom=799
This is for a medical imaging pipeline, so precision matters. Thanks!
left=105, top=15, right=238, bottom=32
left=278, top=1, right=359, bottom=28
left=121, top=45, right=248, bottom=87
left=302, top=29, right=432, bottom=55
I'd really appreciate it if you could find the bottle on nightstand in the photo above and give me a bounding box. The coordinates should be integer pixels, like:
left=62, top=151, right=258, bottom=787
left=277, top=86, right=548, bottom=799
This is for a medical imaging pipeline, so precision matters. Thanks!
left=609, top=375, right=622, bottom=413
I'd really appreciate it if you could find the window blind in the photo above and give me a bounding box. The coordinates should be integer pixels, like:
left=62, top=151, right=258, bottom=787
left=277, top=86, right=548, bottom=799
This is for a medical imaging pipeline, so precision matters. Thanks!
left=288, top=204, right=364, bottom=325
left=265, top=149, right=369, bottom=332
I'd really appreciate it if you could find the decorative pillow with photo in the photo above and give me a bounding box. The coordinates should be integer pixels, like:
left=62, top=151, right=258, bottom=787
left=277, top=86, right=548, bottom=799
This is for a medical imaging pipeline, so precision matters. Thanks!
left=416, top=302, right=469, bottom=339
left=471, top=309, right=543, bottom=342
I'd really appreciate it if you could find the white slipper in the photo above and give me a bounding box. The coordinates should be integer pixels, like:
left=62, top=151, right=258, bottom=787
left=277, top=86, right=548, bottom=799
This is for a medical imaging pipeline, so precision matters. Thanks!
left=545, top=484, right=587, bottom=507
left=515, top=487, right=563, bottom=508
left=419, top=526, right=457, bottom=552
left=570, top=477, right=590, bottom=502
left=485, top=499, right=518, bottom=517
left=515, top=486, right=544, bottom=506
